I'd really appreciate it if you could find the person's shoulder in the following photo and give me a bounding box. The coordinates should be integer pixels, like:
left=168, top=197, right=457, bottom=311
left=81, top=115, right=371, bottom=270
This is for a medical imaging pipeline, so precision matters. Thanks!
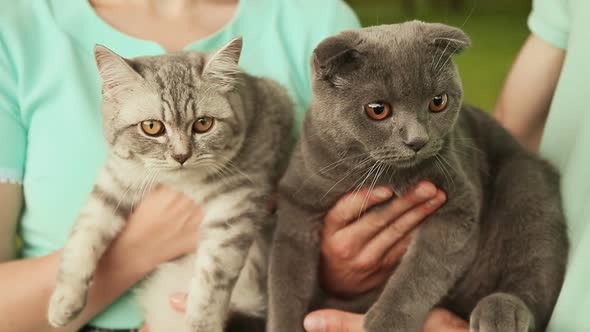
left=274, top=0, right=360, bottom=31
left=263, top=0, right=360, bottom=53
left=0, top=0, right=40, bottom=29
left=0, top=0, right=50, bottom=46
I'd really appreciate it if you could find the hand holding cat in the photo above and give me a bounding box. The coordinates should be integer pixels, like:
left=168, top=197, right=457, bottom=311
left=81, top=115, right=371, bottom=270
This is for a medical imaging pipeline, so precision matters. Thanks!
left=319, top=181, right=446, bottom=297
left=303, top=308, right=468, bottom=332
left=153, top=294, right=468, bottom=332
left=117, top=185, right=203, bottom=274
left=138, top=182, right=445, bottom=332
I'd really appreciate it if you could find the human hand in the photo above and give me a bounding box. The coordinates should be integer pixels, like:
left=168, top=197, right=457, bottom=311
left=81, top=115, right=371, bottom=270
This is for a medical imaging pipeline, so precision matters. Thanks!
left=303, top=307, right=468, bottom=332
left=107, top=185, right=203, bottom=275
left=320, top=181, right=446, bottom=297
left=139, top=292, right=187, bottom=332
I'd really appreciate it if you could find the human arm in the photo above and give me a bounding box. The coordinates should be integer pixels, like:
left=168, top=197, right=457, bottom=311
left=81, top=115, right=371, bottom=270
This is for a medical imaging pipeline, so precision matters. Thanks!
left=0, top=183, right=22, bottom=261
left=161, top=294, right=468, bottom=332
left=494, top=0, right=570, bottom=152
left=303, top=308, right=468, bottom=332
left=319, top=182, right=445, bottom=297
left=493, top=34, right=565, bottom=151
left=0, top=186, right=202, bottom=332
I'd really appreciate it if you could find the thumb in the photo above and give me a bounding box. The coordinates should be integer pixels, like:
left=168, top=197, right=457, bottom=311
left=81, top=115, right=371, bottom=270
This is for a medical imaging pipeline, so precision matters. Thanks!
left=304, top=309, right=364, bottom=332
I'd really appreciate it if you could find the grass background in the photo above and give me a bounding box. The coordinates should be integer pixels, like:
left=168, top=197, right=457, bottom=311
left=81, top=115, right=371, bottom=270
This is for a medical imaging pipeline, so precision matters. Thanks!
left=345, top=0, right=532, bottom=111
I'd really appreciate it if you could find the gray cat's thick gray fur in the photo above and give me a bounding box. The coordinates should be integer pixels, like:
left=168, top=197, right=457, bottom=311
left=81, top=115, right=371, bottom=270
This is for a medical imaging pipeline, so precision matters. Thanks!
left=268, top=22, right=568, bottom=332
left=48, top=37, right=293, bottom=332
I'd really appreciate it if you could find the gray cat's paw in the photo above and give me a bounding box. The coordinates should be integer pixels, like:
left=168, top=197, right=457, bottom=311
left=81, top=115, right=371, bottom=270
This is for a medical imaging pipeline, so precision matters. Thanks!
left=470, top=293, right=533, bottom=332
left=47, top=284, right=87, bottom=327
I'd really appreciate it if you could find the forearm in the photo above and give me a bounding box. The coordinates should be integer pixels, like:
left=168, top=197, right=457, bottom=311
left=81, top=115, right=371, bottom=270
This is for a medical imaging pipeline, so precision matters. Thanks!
left=0, top=183, right=22, bottom=261
left=0, top=239, right=151, bottom=332
left=493, top=34, right=565, bottom=152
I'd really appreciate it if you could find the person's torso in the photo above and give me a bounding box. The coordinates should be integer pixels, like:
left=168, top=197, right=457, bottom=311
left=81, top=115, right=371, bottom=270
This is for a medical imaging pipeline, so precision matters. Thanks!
left=1, top=0, right=358, bottom=327
left=539, top=0, right=590, bottom=330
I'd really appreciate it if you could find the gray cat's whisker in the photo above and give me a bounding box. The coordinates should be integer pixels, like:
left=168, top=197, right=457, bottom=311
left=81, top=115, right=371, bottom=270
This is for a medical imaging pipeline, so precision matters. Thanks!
left=320, top=157, right=373, bottom=201
left=437, top=154, right=458, bottom=189
left=351, top=161, right=380, bottom=203
left=358, top=163, right=386, bottom=219
left=317, top=152, right=371, bottom=174
left=343, top=158, right=376, bottom=194
left=432, top=41, right=451, bottom=72
left=436, top=45, right=460, bottom=74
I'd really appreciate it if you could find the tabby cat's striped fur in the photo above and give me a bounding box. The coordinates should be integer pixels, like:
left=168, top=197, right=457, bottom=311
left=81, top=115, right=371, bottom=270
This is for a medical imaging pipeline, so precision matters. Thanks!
left=48, top=37, right=293, bottom=332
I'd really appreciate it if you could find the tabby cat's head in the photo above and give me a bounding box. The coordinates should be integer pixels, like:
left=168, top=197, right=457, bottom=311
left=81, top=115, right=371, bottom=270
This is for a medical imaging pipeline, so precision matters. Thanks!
left=311, top=21, right=470, bottom=168
left=95, top=37, right=247, bottom=175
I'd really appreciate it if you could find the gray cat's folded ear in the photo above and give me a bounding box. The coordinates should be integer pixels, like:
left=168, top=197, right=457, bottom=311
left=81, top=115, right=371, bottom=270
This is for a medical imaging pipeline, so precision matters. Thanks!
left=94, top=45, right=144, bottom=99
left=427, top=23, right=471, bottom=54
left=312, top=32, right=365, bottom=85
left=202, top=36, right=243, bottom=91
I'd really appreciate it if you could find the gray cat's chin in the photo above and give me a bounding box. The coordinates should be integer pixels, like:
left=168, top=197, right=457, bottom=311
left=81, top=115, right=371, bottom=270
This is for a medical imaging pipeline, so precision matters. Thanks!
left=370, top=153, right=420, bottom=169
left=388, top=157, right=420, bottom=169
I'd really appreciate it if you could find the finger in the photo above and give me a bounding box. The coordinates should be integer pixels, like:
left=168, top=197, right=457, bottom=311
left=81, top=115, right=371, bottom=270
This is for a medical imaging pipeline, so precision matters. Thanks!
left=379, top=229, right=415, bottom=270
left=138, top=325, right=150, bottom=332
left=422, top=308, right=469, bottom=332
left=169, top=292, right=187, bottom=312
left=359, top=190, right=446, bottom=268
left=304, top=309, right=364, bottom=332
left=323, top=187, right=393, bottom=236
left=355, top=268, right=393, bottom=293
left=335, top=182, right=437, bottom=252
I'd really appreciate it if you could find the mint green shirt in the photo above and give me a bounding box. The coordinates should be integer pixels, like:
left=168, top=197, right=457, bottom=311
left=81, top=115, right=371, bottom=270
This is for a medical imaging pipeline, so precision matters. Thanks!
left=529, top=0, right=590, bottom=330
left=0, top=0, right=360, bottom=328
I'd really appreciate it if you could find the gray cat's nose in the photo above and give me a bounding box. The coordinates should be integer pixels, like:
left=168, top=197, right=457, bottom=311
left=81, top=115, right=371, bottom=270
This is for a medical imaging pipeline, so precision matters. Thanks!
left=404, top=138, right=427, bottom=152
left=172, top=153, right=191, bottom=165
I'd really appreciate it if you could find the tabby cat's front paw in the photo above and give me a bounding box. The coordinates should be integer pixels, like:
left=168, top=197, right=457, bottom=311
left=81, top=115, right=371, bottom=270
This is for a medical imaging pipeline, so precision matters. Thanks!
left=470, top=293, right=533, bottom=332
left=185, top=315, right=224, bottom=332
left=47, top=284, right=88, bottom=327
left=364, top=306, right=418, bottom=332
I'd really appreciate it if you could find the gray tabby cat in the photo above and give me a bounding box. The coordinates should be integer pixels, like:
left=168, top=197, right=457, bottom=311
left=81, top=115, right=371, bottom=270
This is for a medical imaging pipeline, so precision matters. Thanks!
left=47, top=37, right=293, bottom=332
left=268, top=21, right=567, bottom=332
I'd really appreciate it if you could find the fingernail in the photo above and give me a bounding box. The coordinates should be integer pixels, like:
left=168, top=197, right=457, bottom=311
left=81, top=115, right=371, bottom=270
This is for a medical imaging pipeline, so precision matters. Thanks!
left=427, top=197, right=440, bottom=207
left=304, top=315, right=324, bottom=332
left=427, top=191, right=447, bottom=207
left=415, top=184, right=436, bottom=199
left=170, top=292, right=186, bottom=305
left=373, top=188, right=392, bottom=199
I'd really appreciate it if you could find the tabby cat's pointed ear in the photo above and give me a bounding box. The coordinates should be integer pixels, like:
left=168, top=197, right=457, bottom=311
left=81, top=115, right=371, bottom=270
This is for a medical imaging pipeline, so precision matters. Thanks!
left=202, top=37, right=243, bottom=91
left=94, top=45, right=144, bottom=98
left=312, top=32, right=365, bottom=85
left=427, top=23, right=471, bottom=54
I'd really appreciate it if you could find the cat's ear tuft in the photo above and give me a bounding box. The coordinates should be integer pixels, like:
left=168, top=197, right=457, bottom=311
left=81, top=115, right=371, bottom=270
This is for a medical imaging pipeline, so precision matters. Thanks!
left=427, top=23, right=471, bottom=55
left=312, top=32, right=366, bottom=86
left=94, top=45, right=144, bottom=98
left=202, top=36, right=243, bottom=91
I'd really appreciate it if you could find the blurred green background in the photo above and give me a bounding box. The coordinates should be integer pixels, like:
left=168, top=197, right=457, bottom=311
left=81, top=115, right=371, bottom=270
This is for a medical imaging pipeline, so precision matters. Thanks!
left=345, top=0, right=532, bottom=111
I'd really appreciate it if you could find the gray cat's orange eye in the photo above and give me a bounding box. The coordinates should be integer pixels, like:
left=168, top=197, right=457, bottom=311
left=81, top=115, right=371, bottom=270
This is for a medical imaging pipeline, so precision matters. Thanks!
left=140, top=120, right=165, bottom=136
left=365, top=102, right=392, bottom=120
left=429, top=94, right=448, bottom=112
left=193, top=116, right=214, bottom=133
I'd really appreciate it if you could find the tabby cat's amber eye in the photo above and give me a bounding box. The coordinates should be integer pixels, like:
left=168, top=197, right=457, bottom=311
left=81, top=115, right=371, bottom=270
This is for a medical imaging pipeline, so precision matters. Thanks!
left=429, top=94, right=448, bottom=112
left=193, top=116, right=214, bottom=133
left=140, top=120, right=165, bottom=136
left=365, top=102, right=392, bottom=121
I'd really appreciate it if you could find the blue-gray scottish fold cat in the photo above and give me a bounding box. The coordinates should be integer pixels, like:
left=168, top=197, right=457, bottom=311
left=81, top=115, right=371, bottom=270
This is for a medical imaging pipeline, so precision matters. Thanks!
left=268, top=21, right=568, bottom=332
left=47, top=37, right=293, bottom=332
